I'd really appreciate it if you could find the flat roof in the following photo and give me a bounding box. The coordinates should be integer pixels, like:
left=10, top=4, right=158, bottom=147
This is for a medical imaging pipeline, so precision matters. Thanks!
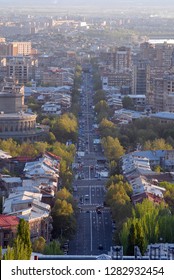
left=151, top=112, right=174, bottom=120
left=148, top=39, right=174, bottom=44
left=0, top=112, right=36, bottom=119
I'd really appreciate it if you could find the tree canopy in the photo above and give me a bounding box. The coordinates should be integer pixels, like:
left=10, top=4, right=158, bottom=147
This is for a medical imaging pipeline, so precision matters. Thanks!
left=51, top=187, right=77, bottom=240
left=143, top=138, right=173, bottom=150
left=120, top=199, right=174, bottom=255
left=122, top=96, right=135, bottom=110
left=51, top=113, right=78, bottom=143
left=99, top=118, right=118, bottom=138
left=101, top=136, right=125, bottom=161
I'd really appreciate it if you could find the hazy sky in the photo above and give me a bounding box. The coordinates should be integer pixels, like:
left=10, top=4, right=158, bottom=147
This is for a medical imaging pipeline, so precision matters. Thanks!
left=0, top=0, right=174, bottom=15
left=0, top=0, right=174, bottom=7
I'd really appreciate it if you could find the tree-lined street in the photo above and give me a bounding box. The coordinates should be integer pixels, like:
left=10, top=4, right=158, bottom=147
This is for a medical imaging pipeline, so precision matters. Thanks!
left=68, top=69, right=113, bottom=255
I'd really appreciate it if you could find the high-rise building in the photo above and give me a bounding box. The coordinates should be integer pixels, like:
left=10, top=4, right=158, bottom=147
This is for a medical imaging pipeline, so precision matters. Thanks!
left=153, top=72, right=174, bottom=112
left=7, top=42, right=32, bottom=56
left=7, top=57, right=30, bottom=84
left=99, top=47, right=131, bottom=72
left=132, top=60, right=150, bottom=95
left=113, top=47, right=131, bottom=72
left=140, top=41, right=174, bottom=69
left=152, top=78, right=165, bottom=112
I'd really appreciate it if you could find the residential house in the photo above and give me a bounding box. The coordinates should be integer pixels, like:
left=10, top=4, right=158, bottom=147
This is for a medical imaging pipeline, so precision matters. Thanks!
left=0, top=215, right=19, bottom=248
left=2, top=191, right=52, bottom=242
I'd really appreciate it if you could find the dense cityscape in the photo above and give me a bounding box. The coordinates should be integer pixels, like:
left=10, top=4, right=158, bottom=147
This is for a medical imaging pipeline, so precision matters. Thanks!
left=0, top=0, right=174, bottom=260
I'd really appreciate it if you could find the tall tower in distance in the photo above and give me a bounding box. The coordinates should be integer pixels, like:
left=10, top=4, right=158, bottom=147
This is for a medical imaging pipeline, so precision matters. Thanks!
left=132, top=60, right=150, bottom=95
left=113, top=47, right=131, bottom=73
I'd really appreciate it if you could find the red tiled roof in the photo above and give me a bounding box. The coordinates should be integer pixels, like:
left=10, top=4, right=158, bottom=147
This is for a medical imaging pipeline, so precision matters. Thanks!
left=45, top=151, right=61, bottom=160
left=11, top=156, right=35, bottom=162
left=0, top=215, right=19, bottom=228
left=132, top=192, right=163, bottom=205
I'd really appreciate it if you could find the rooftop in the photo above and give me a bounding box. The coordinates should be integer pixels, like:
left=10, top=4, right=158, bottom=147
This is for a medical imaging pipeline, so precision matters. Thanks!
left=0, top=215, right=19, bottom=228
left=151, top=112, right=174, bottom=120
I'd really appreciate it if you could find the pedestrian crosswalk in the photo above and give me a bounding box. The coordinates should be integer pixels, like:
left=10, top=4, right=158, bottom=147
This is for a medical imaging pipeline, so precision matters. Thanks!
left=80, top=209, right=110, bottom=213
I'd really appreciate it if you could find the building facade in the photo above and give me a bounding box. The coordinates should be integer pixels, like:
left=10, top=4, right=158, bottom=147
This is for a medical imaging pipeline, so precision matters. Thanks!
left=0, top=78, right=44, bottom=141
left=7, top=42, right=32, bottom=56
left=0, top=215, right=19, bottom=248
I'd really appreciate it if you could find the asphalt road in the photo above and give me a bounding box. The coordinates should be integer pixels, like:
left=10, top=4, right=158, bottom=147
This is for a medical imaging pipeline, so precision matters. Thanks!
left=69, top=207, right=112, bottom=255
left=68, top=70, right=113, bottom=255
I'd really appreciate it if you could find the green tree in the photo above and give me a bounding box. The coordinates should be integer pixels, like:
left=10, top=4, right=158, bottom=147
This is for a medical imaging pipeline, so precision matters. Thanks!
left=93, top=73, right=102, bottom=90
left=16, top=219, right=32, bottom=259
left=120, top=200, right=170, bottom=255
left=160, top=182, right=174, bottom=214
left=93, top=90, right=106, bottom=105
left=41, top=117, right=52, bottom=126
left=105, top=180, right=132, bottom=242
left=0, top=246, right=2, bottom=260
left=101, top=136, right=125, bottom=161
left=3, top=245, right=15, bottom=260
left=56, top=187, right=72, bottom=201
left=34, top=142, right=49, bottom=155
left=158, top=215, right=174, bottom=242
left=3, top=235, right=30, bottom=260
left=153, top=165, right=161, bottom=173
left=51, top=194, right=77, bottom=240
left=135, top=221, right=146, bottom=255
left=126, top=220, right=146, bottom=255
left=144, top=138, right=172, bottom=150
left=99, top=118, right=118, bottom=138
left=52, top=199, right=73, bottom=216
left=43, top=240, right=63, bottom=255
left=95, top=100, right=110, bottom=121
left=51, top=142, right=76, bottom=189
left=18, top=142, right=37, bottom=157
left=122, top=96, right=134, bottom=110
left=13, top=236, right=30, bottom=260
left=51, top=113, right=78, bottom=143
left=0, top=138, right=19, bottom=157
left=46, top=132, right=56, bottom=144
left=127, top=223, right=136, bottom=255
left=52, top=213, right=76, bottom=240
left=32, top=236, right=46, bottom=254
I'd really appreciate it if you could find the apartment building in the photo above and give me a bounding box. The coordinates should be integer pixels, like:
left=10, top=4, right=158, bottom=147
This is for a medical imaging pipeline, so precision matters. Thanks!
left=99, top=47, right=131, bottom=72
left=2, top=191, right=52, bottom=243
left=7, top=42, right=32, bottom=56
left=113, top=47, right=131, bottom=72
left=132, top=60, right=150, bottom=96
left=7, top=57, right=30, bottom=84
left=102, top=71, right=132, bottom=91
left=153, top=72, right=174, bottom=112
